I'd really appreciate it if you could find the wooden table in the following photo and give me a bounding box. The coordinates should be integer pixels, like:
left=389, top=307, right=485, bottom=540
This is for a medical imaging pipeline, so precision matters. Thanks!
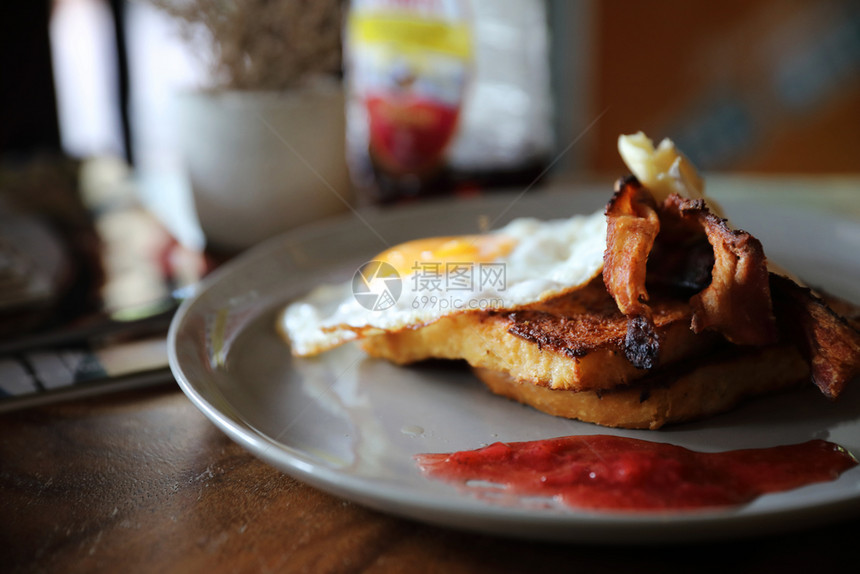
left=2, top=380, right=859, bottom=573
left=3, top=178, right=860, bottom=573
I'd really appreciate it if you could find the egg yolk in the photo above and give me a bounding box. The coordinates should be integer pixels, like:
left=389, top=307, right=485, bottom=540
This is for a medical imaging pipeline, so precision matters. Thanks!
left=374, top=234, right=516, bottom=278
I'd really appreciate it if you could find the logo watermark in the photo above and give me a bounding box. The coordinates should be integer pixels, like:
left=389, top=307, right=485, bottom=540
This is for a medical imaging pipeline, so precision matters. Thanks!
left=352, top=260, right=507, bottom=311
left=352, top=261, right=402, bottom=311
left=409, top=262, right=506, bottom=292
left=410, top=295, right=505, bottom=311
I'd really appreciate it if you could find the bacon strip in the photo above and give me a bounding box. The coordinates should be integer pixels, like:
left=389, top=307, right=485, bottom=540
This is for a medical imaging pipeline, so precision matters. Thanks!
left=646, top=202, right=713, bottom=292
left=770, top=274, right=860, bottom=399
left=603, top=177, right=857, bottom=398
left=603, top=177, right=661, bottom=368
left=603, top=178, right=778, bottom=370
left=661, top=196, right=778, bottom=347
left=603, top=177, right=660, bottom=317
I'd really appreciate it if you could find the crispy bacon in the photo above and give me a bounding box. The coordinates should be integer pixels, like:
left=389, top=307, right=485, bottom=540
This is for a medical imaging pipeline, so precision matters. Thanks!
left=603, top=177, right=661, bottom=317
left=661, top=196, right=778, bottom=347
left=603, top=177, right=661, bottom=368
left=603, top=177, right=857, bottom=398
left=646, top=202, right=714, bottom=292
left=603, top=178, right=778, bottom=370
left=770, top=274, right=860, bottom=398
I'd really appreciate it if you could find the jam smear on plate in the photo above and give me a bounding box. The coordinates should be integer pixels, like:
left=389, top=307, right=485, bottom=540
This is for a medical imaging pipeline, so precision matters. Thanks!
left=415, top=435, right=857, bottom=511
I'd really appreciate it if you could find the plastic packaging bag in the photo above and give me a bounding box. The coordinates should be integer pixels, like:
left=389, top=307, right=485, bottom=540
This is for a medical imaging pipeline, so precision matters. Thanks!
left=345, top=0, right=554, bottom=203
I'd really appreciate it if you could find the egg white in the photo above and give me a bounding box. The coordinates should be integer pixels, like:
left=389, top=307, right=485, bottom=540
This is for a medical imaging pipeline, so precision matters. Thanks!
left=281, top=210, right=607, bottom=356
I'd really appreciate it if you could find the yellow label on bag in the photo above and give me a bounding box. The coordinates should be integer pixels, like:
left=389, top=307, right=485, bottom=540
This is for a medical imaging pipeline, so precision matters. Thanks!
left=346, top=1, right=473, bottom=178
left=349, top=14, right=472, bottom=59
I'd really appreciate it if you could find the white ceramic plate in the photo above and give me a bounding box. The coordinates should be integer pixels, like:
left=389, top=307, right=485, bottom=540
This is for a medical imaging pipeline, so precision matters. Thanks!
left=168, top=189, right=860, bottom=544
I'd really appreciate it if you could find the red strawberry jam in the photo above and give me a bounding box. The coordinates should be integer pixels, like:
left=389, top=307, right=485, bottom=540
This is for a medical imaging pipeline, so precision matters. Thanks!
left=415, top=435, right=857, bottom=511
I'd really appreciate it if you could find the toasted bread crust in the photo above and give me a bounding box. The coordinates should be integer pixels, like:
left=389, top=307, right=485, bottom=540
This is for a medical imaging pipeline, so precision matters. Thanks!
left=359, top=280, right=719, bottom=392
left=474, top=343, right=809, bottom=429
left=505, top=282, right=691, bottom=357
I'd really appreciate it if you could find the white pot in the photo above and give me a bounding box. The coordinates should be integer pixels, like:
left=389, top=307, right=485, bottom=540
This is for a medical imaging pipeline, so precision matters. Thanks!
left=174, top=84, right=352, bottom=252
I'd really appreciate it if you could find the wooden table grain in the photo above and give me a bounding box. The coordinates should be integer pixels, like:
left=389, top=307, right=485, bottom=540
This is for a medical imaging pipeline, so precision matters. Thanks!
left=1, top=382, right=858, bottom=574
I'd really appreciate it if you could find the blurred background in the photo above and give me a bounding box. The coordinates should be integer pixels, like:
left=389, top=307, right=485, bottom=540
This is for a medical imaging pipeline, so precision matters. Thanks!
left=0, top=0, right=858, bottom=402
left=3, top=0, right=858, bottom=174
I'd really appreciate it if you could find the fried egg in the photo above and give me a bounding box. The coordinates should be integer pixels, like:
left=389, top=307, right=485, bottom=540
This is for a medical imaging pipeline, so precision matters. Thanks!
left=281, top=210, right=608, bottom=356
left=281, top=131, right=717, bottom=357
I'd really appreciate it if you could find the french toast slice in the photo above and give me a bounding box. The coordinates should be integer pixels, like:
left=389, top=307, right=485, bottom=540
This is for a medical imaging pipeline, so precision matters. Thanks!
left=472, top=343, right=810, bottom=429
left=358, top=278, right=720, bottom=392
